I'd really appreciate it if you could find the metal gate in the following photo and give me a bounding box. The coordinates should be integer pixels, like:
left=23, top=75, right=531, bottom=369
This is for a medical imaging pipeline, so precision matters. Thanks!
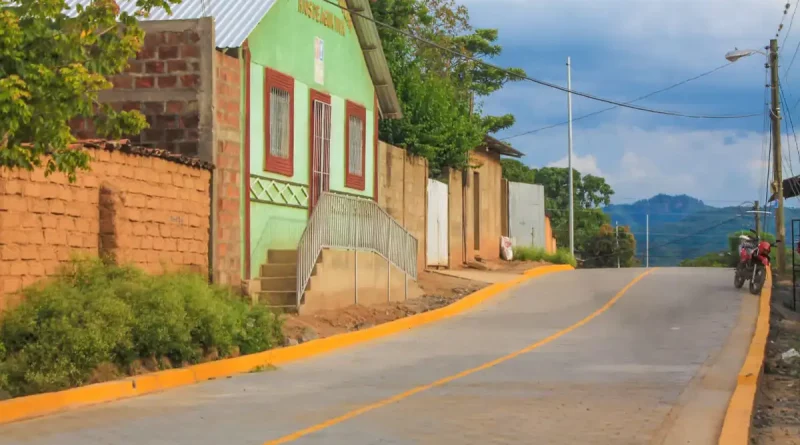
left=426, top=179, right=449, bottom=267
left=508, top=182, right=546, bottom=248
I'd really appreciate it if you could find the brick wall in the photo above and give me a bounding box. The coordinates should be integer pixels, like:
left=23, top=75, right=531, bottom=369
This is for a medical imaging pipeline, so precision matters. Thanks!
left=0, top=146, right=211, bottom=312
left=70, top=18, right=215, bottom=161
left=448, top=168, right=464, bottom=267
left=213, top=50, right=243, bottom=287
left=376, top=142, right=428, bottom=275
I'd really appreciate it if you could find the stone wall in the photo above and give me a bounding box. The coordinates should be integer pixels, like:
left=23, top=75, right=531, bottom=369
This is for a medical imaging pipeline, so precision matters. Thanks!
left=70, top=18, right=215, bottom=161
left=376, top=142, right=428, bottom=275
left=0, top=145, right=211, bottom=312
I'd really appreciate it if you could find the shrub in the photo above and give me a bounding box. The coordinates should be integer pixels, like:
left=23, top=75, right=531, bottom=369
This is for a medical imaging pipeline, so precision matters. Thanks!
left=513, top=246, right=577, bottom=267
left=0, top=258, right=283, bottom=397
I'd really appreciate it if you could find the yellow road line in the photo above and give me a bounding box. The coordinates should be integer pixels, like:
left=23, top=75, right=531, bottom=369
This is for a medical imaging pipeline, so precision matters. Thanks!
left=264, top=268, right=657, bottom=444
left=717, top=268, right=772, bottom=444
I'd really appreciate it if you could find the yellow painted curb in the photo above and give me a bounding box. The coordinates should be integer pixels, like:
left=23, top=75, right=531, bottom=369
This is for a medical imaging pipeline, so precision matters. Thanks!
left=717, top=268, right=772, bottom=445
left=0, top=263, right=574, bottom=425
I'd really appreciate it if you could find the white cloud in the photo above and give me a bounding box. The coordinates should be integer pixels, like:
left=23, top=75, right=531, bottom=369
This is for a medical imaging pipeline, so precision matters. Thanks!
left=508, top=123, right=769, bottom=204
left=548, top=153, right=604, bottom=176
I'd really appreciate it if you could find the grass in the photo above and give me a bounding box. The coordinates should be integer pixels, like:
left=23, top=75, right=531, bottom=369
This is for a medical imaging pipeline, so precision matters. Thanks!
left=0, top=258, right=284, bottom=398
left=512, top=246, right=577, bottom=267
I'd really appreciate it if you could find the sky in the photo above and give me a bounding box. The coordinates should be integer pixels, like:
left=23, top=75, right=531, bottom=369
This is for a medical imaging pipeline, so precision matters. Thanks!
left=460, top=0, right=800, bottom=206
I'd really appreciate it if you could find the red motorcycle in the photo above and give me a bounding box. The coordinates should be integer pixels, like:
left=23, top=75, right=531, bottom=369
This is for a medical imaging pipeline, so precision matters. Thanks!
left=734, top=229, right=775, bottom=295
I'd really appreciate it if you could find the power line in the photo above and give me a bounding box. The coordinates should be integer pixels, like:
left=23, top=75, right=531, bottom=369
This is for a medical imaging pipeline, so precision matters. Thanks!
left=323, top=0, right=761, bottom=120
left=500, top=63, right=735, bottom=141
left=783, top=1, right=799, bottom=52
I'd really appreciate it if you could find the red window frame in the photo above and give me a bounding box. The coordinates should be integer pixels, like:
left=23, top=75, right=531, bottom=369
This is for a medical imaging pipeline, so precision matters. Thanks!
left=373, top=95, right=379, bottom=201
left=264, top=67, right=294, bottom=177
left=344, top=100, right=367, bottom=190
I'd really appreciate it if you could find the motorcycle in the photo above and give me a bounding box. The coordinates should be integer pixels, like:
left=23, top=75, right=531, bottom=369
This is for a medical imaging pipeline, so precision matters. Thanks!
left=733, top=229, right=776, bottom=295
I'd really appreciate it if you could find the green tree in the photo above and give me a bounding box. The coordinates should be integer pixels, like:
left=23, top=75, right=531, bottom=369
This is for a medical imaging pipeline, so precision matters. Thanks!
left=581, top=224, right=637, bottom=268
left=0, top=0, right=179, bottom=181
left=500, top=159, right=535, bottom=184
left=371, top=0, right=524, bottom=175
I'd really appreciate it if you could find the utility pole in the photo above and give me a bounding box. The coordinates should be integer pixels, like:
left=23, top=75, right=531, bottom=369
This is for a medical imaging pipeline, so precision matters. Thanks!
left=770, top=38, right=787, bottom=275
left=646, top=214, right=650, bottom=268
left=615, top=221, right=620, bottom=268
left=567, top=57, right=575, bottom=258
left=754, top=201, right=761, bottom=236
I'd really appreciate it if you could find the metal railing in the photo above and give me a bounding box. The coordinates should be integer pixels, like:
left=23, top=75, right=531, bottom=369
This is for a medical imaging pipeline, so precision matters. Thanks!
left=295, top=192, right=418, bottom=307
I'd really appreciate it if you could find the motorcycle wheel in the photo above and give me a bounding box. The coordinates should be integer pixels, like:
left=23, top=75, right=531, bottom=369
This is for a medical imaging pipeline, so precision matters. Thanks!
left=734, top=268, right=745, bottom=289
left=749, top=265, right=766, bottom=295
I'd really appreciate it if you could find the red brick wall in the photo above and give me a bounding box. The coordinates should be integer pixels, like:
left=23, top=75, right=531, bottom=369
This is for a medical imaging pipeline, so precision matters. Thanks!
left=213, top=51, right=243, bottom=286
left=0, top=148, right=211, bottom=312
left=70, top=19, right=214, bottom=160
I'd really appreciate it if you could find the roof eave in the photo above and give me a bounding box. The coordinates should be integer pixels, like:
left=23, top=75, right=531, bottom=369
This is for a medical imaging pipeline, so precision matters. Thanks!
left=345, top=0, right=402, bottom=119
left=481, top=135, right=524, bottom=158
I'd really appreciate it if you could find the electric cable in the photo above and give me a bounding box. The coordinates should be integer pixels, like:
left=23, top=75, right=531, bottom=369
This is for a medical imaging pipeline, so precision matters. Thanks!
left=323, top=0, right=761, bottom=120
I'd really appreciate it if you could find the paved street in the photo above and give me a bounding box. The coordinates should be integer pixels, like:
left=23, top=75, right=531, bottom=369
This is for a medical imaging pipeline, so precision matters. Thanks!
left=0, top=268, right=756, bottom=445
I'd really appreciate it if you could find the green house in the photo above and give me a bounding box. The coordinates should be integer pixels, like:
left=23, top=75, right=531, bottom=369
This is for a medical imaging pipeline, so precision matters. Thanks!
left=239, top=0, right=402, bottom=279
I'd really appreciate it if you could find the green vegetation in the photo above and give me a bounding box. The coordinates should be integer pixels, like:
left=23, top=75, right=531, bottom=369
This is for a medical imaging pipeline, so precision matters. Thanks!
left=581, top=224, right=638, bottom=268
left=513, top=246, right=577, bottom=268
left=372, top=0, right=525, bottom=175
left=679, top=252, right=733, bottom=268
left=0, top=259, right=283, bottom=398
left=1, top=0, right=180, bottom=181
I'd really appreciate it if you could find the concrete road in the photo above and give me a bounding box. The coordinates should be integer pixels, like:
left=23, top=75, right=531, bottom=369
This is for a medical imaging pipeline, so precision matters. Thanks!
left=0, top=268, right=756, bottom=445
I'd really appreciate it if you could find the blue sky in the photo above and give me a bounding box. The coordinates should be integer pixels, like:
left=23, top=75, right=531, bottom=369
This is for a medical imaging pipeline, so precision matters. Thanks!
left=461, top=0, right=797, bottom=206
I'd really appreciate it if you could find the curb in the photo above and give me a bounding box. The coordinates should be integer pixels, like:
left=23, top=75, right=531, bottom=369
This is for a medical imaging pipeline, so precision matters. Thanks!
left=0, top=264, right=574, bottom=426
left=717, top=268, right=772, bottom=444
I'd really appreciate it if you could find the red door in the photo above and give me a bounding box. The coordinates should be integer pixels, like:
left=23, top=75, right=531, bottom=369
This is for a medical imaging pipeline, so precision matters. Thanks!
left=309, top=90, right=331, bottom=212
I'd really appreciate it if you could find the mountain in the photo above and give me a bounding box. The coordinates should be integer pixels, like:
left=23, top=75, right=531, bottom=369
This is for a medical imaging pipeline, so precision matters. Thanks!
left=603, top=195, right=800, bottom=266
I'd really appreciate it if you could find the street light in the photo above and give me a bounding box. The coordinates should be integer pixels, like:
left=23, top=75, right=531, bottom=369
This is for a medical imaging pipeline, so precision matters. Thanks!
left=724, top=42, right=788, bottom=275
left=724, top=48, right=767, bottom=62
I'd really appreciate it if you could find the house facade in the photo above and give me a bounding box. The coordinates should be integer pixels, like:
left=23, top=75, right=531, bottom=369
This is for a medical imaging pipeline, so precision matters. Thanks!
left=69, top=0, right=402, bottom=287
left=242, top=0, right=400, bottom=278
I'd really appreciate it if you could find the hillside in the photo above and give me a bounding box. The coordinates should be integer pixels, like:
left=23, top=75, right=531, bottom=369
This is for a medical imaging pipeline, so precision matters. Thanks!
left=603, top=195, right=800, bottom=266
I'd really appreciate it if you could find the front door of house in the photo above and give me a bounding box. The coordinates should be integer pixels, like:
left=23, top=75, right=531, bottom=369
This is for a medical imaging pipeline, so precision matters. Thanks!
left=309, top=90, right=332, bottom=211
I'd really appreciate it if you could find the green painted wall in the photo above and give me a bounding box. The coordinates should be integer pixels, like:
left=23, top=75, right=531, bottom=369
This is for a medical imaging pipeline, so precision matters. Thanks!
left=246, top=0, right=378, bottom=276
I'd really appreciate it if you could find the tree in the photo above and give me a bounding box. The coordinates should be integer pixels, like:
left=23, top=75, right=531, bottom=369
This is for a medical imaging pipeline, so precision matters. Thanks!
left=581, top=224, right=637, bottom=268
left=370, top=0, right=524, bottom=175
left=500, top=159, right=535, bottom=184
left=0, top=0, right=178, bottom=181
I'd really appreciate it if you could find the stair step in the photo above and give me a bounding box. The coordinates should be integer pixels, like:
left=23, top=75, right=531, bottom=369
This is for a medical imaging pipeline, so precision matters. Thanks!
left=260, top=263, right=296, bottom=277
left=264, top=305, right=299, bottom=315
left=260, top=276, right=296, bottom=292
left=258, top=290, right=296, bottom=306
left=268, top=249, right=298, bottom=264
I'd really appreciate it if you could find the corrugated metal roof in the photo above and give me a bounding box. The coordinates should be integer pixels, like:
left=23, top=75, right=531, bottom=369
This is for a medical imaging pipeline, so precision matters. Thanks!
left=64, top=0, right=276, bottom=48
left=65, top=0, right=401, bottom=118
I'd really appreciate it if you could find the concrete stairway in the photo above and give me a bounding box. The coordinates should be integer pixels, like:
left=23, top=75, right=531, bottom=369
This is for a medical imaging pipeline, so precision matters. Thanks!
left=254, top=249, right=320, bottom=313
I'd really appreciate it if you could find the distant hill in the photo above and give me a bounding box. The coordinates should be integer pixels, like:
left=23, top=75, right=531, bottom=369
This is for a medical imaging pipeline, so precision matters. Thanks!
left=603, top=194, right=800, bottom=266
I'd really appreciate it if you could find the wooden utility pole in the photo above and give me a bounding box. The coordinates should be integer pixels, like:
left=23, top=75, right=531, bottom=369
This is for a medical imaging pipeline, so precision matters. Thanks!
left=754, top=201, right=760, bottom=236
left=770, top=38, right=787, bottom=275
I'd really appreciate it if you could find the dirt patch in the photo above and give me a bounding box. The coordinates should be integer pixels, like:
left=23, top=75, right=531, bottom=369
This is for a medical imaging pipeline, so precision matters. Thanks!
left=281, top=268, right=506, bottom=343
left=751, top=284, right=800, bottom=445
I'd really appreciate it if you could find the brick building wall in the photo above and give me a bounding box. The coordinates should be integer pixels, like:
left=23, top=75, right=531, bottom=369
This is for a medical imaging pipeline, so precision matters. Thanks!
left=70, top=18, right=215, bottom=161
left=213, top=50, right=243, bottom=287
left=0, top=145, right=212, bottom=312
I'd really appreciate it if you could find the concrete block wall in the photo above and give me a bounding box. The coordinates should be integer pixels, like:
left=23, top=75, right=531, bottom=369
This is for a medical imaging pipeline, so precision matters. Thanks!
left=70, top=18, right=215, bottom=161
left=213, top=50, right=243, bottom=287
left=376, top=142, right=428, bottom=275
left=303, top=249, right=423, bottom=314
left=448, top=168, right=464, bottom=267
left=469, top=149, right=503, bottom=261
left=0, top=146, right=211, bottom=312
